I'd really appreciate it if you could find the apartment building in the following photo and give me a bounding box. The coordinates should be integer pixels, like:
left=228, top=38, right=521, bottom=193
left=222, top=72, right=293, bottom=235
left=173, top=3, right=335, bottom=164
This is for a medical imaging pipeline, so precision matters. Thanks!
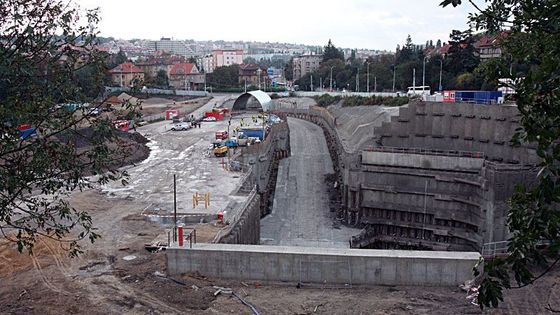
left=292, top=54, right=322, bottom=81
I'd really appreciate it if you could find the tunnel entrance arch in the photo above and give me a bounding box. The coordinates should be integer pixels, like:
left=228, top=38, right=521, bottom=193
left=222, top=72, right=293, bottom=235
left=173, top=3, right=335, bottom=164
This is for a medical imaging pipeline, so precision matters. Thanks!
left=232, top=90, right=272, bottom=112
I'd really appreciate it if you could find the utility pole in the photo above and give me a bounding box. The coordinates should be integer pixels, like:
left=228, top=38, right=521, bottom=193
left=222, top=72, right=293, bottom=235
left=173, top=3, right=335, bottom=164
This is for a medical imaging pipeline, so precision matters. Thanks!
left=422, top=57, right=427, bottom=93
left=439, top=59, right=443, bottom=92
left=374, top=76, right=377, bottom=92
left=173, top=174, right=177, bottom=243
left=392, top=65, right=396, bottom=92
left=356, top=68, right=359, bottom=92
left=413, top=68, right=416, bottom=90
left=244, top=78, right=247, bottom=93
left=310, top=74, right=313, bottom=91
left=319, top=77, right=322, bottom=91
left=366, top=62, right=370, bottom=93
left=204, top=72, right=207, bottom=94
left=330, top=66, right=334, bottom=92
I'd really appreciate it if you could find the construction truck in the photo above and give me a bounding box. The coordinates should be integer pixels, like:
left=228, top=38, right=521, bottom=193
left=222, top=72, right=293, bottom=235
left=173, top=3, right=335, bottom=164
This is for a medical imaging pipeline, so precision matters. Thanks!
left=212, top=141, right=228, bottom=157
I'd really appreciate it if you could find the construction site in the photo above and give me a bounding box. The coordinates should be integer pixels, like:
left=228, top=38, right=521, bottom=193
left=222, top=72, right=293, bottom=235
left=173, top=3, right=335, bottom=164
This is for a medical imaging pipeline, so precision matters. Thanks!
left=2, top=92, right=559, bottom=314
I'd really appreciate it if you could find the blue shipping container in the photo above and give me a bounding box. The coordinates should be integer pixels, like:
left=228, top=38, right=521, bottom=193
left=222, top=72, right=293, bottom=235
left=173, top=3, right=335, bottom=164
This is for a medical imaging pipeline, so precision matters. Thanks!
left=455, top=91, right=503, bottom=105
left=19, top=128, right=37, bottom=140
left=241, top=128, right=265, bottom=140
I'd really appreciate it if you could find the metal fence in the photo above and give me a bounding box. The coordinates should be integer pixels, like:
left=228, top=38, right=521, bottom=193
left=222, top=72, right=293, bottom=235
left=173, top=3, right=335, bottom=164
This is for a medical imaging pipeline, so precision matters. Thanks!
left=364, top=146, right=485, bottom=159
left=105, top=86, right=208, bottom=97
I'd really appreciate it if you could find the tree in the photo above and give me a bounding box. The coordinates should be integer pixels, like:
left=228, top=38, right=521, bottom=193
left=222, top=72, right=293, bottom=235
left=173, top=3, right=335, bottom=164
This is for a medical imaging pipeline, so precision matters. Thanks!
left=436, top=39, right=442, bottom=48
left=284, top=58, right=294, bottom=81
left=442, top=0, right=560, bottom=309
left=206, top=65, right=240, bottom=88
left=396, top=35, right=416, bottom=64
left=108, top=49, right=127, bottom=69
left=445, top=30, right=479, bottom=75
left=155, top=69, right=169, bottom=88
left=323, top=39, right=344, bottom=62
left=0, top=0, right=141, bottom=256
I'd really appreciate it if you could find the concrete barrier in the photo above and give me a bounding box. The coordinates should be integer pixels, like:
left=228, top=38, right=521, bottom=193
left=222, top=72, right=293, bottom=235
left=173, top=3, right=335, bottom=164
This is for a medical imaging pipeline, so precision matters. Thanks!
left=166, top=244, right=480, bottom=286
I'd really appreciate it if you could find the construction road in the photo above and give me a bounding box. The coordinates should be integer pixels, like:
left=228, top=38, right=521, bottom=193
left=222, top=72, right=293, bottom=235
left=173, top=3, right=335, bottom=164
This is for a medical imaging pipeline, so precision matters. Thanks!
left=261, top=117, right=360, bottom=247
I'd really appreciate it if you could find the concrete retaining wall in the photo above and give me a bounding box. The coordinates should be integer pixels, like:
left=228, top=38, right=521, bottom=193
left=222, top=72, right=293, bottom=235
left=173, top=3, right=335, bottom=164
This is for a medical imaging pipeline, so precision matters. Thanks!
left=167, top=244, right=480, bottom=286
left=213, top=122, right=290, bottom=245
left=213, top=189, right=261, bottom=244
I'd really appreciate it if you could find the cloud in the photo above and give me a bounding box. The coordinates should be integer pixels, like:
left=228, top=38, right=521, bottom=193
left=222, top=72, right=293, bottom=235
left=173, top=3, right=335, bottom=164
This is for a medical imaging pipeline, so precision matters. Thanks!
left=74, top=0, right=481, bottom=50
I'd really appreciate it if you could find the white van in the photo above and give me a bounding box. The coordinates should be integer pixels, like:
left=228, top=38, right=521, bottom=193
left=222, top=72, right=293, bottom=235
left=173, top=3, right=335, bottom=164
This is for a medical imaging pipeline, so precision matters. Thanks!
left=407, top=86, right=431, bottom=97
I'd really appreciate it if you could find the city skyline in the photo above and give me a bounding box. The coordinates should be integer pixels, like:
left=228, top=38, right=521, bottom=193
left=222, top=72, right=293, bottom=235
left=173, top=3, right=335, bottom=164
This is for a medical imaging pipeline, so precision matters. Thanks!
left=75, top=0, right=483, bottom=51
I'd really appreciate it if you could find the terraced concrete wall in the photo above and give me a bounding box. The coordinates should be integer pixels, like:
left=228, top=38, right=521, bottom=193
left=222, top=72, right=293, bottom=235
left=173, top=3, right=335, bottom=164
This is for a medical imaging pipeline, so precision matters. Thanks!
left=275, top=100, right=538, bottom=251
left=375, top=102, right=539, bottom=165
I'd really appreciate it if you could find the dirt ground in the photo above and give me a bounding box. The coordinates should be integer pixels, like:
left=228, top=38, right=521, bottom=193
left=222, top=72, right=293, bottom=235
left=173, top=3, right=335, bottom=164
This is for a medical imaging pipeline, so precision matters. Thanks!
left=2, top=95, right=559, bottom=314
left=2, top=187, right=558, bottom=315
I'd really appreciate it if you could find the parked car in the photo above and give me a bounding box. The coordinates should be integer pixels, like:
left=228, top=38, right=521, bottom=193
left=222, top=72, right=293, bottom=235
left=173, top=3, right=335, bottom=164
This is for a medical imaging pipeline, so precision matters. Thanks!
left=89, top=108, right=101, bottom=116
left=171, top=122, right=191, bottom=131
left=202, top=116, right=217, bottom=122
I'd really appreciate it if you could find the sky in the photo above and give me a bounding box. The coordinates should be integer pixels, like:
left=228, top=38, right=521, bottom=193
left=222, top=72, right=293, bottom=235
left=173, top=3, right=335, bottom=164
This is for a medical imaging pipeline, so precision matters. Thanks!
left=74, top=0, right=482, bottom=51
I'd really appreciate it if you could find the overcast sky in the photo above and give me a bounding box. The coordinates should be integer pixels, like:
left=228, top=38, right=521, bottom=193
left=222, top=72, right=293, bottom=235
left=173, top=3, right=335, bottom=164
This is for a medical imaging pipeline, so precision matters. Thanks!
left=75, top=0, right=481, bottom=51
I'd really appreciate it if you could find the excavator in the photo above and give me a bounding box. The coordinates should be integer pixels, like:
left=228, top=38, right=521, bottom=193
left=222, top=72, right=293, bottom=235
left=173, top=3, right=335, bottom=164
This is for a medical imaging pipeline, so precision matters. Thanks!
left=212, top=141, right=228, bottom=157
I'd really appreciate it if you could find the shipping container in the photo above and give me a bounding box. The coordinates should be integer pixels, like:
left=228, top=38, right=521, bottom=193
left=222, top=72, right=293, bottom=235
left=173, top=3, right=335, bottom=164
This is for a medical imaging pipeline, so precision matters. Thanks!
left=444, top=90, right=503, bottom=105
left=17, top=124, right=37, bottom=139
left=241, top=128, right=265, bottom=140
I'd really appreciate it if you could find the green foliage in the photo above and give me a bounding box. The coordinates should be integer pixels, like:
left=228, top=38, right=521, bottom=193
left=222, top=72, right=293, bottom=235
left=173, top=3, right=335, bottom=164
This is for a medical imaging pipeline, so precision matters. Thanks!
left=244, top=57, right=287, bottom=70
left=155, top=69, right=169, bottom=88
left=206, top=65, right=240, bottom=88
left=0, top=0, right=141, bottom=256
left=322, top=39, right=345, bottom=62
left=107, top=49, right=127, bottom=69
left=342, top=96, right=409, bottom=107
left=284, top=58, right=294, bottom=81
left=442, top=0, right=560, bottom=309
left=314, top=94, right=341, bottom=107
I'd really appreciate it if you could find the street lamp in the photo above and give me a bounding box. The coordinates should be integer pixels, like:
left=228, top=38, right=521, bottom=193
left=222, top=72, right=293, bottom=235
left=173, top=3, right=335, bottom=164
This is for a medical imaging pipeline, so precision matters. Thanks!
left=355, top=68, right=359, bottom=92
left=392, top=64, right=396, bottom=92
left=439, top=59, right=443, bottom=92
left=329, top=66, right=334, bottom=92
left=412, top=68, right=416, bottom=90
left=366, top=62, right=370, bottom=93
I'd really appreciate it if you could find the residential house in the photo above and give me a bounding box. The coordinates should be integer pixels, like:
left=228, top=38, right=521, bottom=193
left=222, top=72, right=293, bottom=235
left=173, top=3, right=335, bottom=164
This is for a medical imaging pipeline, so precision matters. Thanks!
left=474, top=34, right=504, bottom=61
left=109, top=63, right=144, bottom=87
left=168, top=63, right=205, bottom=90
left=135, top=55, right=186, bottom=78
left=238, top=63, right=268, bottom=88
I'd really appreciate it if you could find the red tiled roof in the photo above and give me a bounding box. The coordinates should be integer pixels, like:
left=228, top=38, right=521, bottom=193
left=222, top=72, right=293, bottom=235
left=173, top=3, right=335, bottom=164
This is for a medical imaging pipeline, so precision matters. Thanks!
left=474, top=32, right=507, bottom=49
left=169, top=63, right=196, bottom=76
left=439, top=44, right=451, bottom=54
left=109, top=63, right=143, bottom=74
